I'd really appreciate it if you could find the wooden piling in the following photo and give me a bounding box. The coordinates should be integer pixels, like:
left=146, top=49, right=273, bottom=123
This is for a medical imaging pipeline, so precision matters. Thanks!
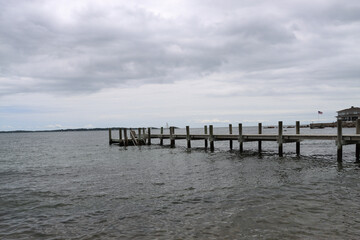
left=229, top=124, right=233, bottom=150
left=238, top=123, right=243, bottom=153
left=124, top=128, right=128, bottom=147
left=337, top=120, right=342, bottom=162
left=147, top=127, right=151, bottom=145
left=209, top=125, right=214, bottom=152
left=258, top=123, right=262, bottom=154
left=356, top=119, right=360, bottom=163
left=109, top=129, right=112, bottom=144
left=296, top=121, right=300, bottom=156
left=186, top=126, right=191, bottom=149
left=278, top=121, right=283, bottom=157
left=160, top=127, right=164, bottom=146
left=170, top=127, right=175, bottom=148
left=138, top=128, right=141, bottom=143
left=119, top=128, right=123, bottom=145
left=143, top=128, right=146, bottom=144
left=204, top=125, right=208, bottom=149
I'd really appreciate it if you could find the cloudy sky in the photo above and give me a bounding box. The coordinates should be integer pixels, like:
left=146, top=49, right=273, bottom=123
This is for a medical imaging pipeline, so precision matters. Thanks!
left=1, top=0, right=359, bottom=130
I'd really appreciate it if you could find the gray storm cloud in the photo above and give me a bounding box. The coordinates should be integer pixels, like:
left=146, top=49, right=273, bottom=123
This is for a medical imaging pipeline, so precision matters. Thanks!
left=0, top=0, right=360, bottom=96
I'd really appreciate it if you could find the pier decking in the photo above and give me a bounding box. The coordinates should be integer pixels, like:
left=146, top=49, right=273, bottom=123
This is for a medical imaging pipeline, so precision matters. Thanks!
left=109, top=120, right=360, bottom=162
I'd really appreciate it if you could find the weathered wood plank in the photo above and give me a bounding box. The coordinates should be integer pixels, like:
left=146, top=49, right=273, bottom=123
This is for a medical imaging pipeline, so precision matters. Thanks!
left=124, top=128, right=128, bottom=147
left=238, top=123, right=243, bottom=153
left=278, top=121, right=283, bottom=157
left=109, top=129, right=112, bottom=145
left=160, top=127, right=163, bottom=145
left=229, top=124, right=233, bottom=150
left=148, top=133, right=359, bottom=141
left=147, top=127, right=151, bottom=145
left=204, top=125, right=208, bottom=149
left=356, top=119, right=360, bottom=163
left=337, top=120, right=342, bottom=162
left=186, top=126, right=191, bottom=149
left=209, top=125, right=214, bottom=152
left=296, top=121, right=300, bottom=156
left=258, top=123, right=262, bottom=154
left=170, top=127, right=175, bottom=148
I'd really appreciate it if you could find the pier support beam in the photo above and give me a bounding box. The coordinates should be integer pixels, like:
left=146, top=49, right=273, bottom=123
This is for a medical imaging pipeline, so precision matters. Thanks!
left=109, top=129, right=112, bottom=145
left=356, top=119, right=360, bottom=163
left=119, top=128, right=123, bottom=146
left=143, top=128, right=146, bottom=144
left=138, top=128, right=141, bottom=144
left=170, top=127, right=175, bottom=148
left=160, top=127, right=164, bottom=146
left=296, top=121, right=300, bottom=156
left=278, top=121, right=283, bottom=157
left=204, top=125, right=208, bottom=149
left=258, top=123, right=262, bottom=154
left=147, top=128, right=151, bottom=145
left=238, top=123, right=243, bottom=153
left=337, top=120, right=342, bottom=162
left=209, top=125, right=214, bottom=152
left=124, top=128, right=128, bottom=147
left=229, top=124, right=233, bottom=150
left=186, top=126, right=191, bottom=149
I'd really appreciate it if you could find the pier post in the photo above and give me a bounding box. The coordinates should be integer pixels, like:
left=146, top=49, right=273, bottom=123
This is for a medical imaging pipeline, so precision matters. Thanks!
left=170, top=127, right=175, bottom=148
left=186, top=126, right=191, bottom=149
left=109, top=129, right=112, bottom=145
left=209, top=125, right=214, bottom=152
left=356, top=119, right=360, bottom=162
left=337, top=120, right=342, bottom=162
left=138, top=128, right=141, bottom=145
left=147, top=127, right=151, bottom=145
left=124, top=128, right=128, bottom=147
left=119, top=128, right=123, bottom=146
left=238, top=123, right=243, bottom=153
left=258, top=123, right=262, bottom=154
left=204, top=125, right=208, bottom=149
left=229, top=124, right=233, bottom=150
left=142, top=128, right=146, bottom=144
left=160, top=127, right=164, bottom=146
left=278, top=121, right=283, bottom=157
left=296, top=121, right=300, bottom=156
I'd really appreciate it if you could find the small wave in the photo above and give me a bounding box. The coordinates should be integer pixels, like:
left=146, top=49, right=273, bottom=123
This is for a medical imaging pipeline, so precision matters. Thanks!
left=152, top=182, right=165, bottom=186
left=35, top=202, right=71, bottom=209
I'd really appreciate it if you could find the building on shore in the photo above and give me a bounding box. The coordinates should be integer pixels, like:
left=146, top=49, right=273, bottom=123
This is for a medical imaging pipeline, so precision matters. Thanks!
left=336, top=106, right=360, bottom=121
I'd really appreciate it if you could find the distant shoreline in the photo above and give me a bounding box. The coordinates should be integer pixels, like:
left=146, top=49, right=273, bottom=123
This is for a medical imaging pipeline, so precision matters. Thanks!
left=0, top=128, right=111, bottom=133
left=0, top=127, right=165, bottom=133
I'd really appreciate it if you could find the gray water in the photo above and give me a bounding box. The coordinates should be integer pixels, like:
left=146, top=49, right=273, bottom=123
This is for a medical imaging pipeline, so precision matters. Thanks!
left=1, top=127, right=360, bottom=239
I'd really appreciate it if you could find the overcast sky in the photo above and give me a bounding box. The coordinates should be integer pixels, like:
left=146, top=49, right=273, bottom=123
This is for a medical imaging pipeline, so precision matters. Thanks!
left=1, top=0, right=359, bottom=130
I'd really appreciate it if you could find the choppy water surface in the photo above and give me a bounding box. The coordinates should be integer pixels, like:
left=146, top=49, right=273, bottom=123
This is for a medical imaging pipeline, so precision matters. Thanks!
left=1, top=127, right=360, bottom=239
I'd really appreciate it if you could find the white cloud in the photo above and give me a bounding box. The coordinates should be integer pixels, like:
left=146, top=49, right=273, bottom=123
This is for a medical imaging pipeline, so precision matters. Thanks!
left=198, top=119, right=231, bottom=124
left=45, top=124, right=63, bottom=129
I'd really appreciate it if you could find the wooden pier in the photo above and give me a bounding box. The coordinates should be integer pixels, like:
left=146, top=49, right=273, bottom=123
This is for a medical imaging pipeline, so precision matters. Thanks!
left=109, top=120, right=360, bottom=162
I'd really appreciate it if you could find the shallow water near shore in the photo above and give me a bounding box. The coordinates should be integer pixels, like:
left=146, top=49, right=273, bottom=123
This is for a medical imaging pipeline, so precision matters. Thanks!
left=1, top=127, right=360, bottom=239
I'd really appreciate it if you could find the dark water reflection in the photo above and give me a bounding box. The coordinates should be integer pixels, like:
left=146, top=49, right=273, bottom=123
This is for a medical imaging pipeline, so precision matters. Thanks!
left=1, top=128, right=360, bottom=239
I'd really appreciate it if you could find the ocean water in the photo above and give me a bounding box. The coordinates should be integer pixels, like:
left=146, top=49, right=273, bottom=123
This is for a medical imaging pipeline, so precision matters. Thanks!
left=1, top=127, right=360, bottom=239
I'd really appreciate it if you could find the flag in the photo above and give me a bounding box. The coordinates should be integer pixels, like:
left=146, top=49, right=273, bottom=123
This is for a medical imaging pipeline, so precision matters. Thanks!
left=318, top=111, right=323, bottom=114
